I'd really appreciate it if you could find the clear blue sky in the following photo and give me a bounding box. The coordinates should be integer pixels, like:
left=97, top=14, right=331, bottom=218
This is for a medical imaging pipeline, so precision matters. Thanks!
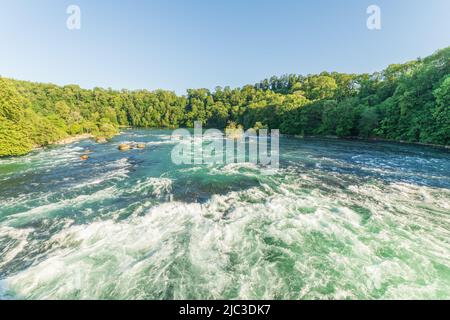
left=1, top=0, right=449, bottom=94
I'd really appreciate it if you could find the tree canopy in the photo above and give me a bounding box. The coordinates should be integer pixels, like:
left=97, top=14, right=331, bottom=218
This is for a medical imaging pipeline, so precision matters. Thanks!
left=1, top=47, right=449, bottom=157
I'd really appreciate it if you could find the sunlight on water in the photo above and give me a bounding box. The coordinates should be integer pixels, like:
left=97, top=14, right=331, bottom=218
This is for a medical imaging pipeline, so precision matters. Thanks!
left=0, top=130, right=449, bottom=299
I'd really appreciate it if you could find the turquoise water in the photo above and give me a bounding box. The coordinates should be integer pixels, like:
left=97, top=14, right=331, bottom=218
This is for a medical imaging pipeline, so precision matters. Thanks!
left=0, top=129, right=449, bottom=299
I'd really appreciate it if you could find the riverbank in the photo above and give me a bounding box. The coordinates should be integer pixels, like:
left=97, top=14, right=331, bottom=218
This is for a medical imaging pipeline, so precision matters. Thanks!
left=52, top=134, right=94, bottom=145
left=364, top=137, right=450, bottom=150
left=288, top=134, right=450, bottom=150
left=1, top=132, right=120, bottom=158
left=2, top=129, right=448, bottom=160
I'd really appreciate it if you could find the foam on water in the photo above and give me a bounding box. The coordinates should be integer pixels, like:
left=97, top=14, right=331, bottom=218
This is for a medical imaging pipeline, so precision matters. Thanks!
left=3, top=187, right=119, bottom=228
left=1, top=131, right=449, bottom=299
left=3, top=175, right=450, bottom=299
left=128, top=177, right=173, bottom=197
left=0, top=226, right=32, bottom=269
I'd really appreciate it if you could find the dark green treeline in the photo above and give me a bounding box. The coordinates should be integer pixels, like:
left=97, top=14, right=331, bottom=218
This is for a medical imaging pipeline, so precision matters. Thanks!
left=0, top=47, right=448, bottom=157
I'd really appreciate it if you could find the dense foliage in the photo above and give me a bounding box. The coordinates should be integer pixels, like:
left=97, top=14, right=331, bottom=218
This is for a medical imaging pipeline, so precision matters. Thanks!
left=0, top=47, right=448, bottom=157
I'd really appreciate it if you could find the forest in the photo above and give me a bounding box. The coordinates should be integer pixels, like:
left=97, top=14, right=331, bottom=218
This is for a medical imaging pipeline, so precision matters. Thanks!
left=0, top=47, right=448, bottom=157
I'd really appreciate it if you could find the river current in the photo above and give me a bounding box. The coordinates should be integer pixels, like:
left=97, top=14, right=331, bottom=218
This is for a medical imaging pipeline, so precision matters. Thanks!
left=0, top=129, right=449, bottom=299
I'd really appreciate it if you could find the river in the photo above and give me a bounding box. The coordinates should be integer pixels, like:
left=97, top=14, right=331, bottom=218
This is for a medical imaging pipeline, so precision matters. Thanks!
left=0, top=129, right=449, bottom=299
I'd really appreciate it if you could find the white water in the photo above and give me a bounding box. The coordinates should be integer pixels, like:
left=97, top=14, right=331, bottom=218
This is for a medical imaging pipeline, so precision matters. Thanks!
left=0, top=131, right=449, bottom=299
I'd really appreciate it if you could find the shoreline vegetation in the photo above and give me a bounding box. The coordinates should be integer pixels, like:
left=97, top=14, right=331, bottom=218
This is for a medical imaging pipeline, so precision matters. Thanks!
left=20, top=128, right=450, bottom=159
left=40, top=129, right=450, bottom=156
left=289, top=134, right=450, bottom=149
left=52, top=133, right=94, bottom=145
left=0, top=47, right=448, bottom=158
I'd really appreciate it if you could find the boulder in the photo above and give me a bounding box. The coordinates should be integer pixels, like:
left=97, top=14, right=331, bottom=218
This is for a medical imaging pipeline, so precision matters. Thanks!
left=118, top=144, right=131, bottom=151
left=80, top=155, right=89, bottom=161
left=96, top=137, right=107, bottom=144
left=136, top=143, right=146, bottom=149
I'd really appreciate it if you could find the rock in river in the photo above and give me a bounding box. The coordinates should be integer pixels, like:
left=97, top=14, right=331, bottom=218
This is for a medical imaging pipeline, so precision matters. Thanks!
left=118, top=144, right=131, bottom=151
